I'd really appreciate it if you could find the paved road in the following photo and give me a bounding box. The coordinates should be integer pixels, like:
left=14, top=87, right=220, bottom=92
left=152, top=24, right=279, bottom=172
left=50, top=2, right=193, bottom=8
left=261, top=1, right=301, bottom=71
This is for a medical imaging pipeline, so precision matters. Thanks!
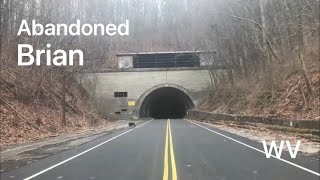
left=1, top=119, right=319, bottom=180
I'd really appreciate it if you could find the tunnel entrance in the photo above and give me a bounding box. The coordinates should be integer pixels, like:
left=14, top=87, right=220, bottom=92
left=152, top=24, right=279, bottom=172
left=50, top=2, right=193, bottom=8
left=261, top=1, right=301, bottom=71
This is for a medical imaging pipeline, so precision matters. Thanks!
left=139, top=87, right=194, bottom=119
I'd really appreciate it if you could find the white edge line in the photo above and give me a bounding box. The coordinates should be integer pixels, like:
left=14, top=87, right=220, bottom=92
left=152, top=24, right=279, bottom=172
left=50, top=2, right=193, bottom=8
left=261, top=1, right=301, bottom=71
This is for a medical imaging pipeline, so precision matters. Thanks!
left=188, top=120, right=320, bottom=177
left=24, top=120, right=153, bottom=180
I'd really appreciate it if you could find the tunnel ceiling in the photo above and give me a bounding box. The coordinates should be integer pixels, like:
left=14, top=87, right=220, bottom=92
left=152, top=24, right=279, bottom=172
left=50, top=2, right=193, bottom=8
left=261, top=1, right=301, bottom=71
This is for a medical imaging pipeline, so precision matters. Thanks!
left=139, top=87, right=194, bottom=119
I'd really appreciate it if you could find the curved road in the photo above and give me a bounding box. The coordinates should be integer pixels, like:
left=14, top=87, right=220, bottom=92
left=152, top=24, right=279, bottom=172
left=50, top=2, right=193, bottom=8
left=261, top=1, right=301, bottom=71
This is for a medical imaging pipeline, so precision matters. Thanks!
left=1, top=119, right=319, bottom=180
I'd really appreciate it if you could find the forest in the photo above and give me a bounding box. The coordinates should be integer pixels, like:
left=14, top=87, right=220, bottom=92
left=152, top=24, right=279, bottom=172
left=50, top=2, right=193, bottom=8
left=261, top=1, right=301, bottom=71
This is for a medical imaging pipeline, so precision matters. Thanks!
left=0, top=0, right=319, bottom=144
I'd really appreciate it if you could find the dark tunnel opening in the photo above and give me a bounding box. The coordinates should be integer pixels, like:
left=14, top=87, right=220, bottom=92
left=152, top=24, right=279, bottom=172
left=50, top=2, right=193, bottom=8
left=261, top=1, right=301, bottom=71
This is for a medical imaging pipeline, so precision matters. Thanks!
left=139, top=87, right=194, bottom=119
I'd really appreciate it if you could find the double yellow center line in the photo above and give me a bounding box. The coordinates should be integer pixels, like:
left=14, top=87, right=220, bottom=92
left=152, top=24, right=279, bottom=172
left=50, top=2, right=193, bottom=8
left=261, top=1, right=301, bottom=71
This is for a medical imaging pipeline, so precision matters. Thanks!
left=163, top=119, right=177, bottom=180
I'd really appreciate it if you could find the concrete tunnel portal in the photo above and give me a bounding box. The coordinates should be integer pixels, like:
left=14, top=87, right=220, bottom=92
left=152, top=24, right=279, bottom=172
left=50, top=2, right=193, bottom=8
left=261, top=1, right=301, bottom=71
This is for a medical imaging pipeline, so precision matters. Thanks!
left=139, top=87, right=194, bottom=119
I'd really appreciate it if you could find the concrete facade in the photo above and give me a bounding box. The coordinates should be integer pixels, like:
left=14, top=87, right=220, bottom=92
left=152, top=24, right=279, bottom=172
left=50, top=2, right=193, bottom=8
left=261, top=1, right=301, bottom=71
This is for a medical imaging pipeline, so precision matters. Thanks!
left=80, top=68, right=214, bottom=119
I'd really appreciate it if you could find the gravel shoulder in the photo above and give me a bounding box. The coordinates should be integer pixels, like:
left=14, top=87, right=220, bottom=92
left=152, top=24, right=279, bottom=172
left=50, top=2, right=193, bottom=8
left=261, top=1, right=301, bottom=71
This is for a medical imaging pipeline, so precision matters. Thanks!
left=192, top=120, right=320, bottom=156
left=0, top=120, right=141, bottom=173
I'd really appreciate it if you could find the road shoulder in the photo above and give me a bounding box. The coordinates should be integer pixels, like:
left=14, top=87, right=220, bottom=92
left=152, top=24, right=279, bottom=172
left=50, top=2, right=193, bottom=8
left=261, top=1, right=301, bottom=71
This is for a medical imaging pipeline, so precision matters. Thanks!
left=188, top=119, right=320, bottom=156
left=0, top=120, right=140, bottom=173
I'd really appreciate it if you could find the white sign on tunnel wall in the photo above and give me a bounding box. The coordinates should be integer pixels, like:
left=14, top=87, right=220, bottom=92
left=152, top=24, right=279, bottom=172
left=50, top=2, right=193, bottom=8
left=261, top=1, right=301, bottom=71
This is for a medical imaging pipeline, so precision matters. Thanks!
left=118, top=56, right=133, bottom=69
left=128, top=101, right=136, bottom=107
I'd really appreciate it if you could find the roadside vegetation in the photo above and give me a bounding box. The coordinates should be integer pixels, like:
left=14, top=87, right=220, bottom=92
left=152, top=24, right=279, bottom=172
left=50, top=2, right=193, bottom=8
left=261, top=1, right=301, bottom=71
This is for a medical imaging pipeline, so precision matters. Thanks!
left=197, top=0, right=319, bottom=121
left=1, top=65, right=108, bottom=145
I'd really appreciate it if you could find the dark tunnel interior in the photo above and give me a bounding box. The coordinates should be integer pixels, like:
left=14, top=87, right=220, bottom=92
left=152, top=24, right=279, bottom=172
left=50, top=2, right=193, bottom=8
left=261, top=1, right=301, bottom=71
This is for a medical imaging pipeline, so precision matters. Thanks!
left=139, top=87, right=194, bottom=119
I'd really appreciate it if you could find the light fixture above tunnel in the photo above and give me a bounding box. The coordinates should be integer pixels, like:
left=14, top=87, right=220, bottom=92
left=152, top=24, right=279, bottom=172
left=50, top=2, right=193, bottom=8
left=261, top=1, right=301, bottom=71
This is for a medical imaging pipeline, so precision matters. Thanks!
left=139, top=87, right=194, bottom=119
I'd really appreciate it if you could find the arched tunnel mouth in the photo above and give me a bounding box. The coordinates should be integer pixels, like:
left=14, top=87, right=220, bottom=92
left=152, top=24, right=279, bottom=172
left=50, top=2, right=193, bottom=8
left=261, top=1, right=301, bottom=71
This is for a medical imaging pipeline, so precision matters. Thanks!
left=139, top=87, right=194, bottom=119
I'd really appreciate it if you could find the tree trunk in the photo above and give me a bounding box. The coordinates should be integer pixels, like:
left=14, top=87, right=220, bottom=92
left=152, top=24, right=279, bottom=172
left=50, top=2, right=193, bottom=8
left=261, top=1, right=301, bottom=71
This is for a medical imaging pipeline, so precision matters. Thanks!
left=297, top=49, right=313, bottom=99
left=62, top=75, right=67, bottom=126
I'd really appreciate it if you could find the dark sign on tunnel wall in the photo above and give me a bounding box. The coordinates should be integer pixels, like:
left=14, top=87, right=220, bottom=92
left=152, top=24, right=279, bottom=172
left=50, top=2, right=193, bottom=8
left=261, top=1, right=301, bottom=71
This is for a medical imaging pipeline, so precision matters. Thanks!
left=133, top=53, right=200, bottom=68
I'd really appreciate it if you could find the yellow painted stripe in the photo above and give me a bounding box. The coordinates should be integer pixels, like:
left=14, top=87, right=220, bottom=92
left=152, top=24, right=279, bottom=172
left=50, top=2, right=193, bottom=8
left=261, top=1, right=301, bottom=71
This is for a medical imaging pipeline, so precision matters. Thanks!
left=163, top=120, right=169, bottom=180
left=168, top=119, right=177, bottom=180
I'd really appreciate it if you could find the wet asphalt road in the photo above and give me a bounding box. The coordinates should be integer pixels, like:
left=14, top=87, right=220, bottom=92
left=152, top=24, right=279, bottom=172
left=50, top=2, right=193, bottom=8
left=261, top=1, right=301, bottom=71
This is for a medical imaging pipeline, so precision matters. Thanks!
left=1, top=119, right=319, bottom=180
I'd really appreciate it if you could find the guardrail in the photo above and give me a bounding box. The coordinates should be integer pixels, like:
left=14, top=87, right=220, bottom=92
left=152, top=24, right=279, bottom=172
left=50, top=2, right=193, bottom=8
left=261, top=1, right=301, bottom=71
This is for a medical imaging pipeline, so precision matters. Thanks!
left=187, top=110, right=320, bottom=130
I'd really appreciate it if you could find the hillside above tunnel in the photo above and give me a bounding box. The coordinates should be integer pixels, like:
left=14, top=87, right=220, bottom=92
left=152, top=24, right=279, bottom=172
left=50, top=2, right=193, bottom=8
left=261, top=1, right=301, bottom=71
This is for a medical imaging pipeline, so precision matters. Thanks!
left=197, top=49, right=320, bottom=121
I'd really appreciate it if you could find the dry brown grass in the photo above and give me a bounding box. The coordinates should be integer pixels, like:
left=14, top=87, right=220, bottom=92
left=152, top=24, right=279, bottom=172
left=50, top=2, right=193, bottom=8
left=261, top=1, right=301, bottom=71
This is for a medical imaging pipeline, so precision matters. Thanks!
left=0, top=65, right=109, bottom=146
left=198, top=44, right=320, bottom=120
